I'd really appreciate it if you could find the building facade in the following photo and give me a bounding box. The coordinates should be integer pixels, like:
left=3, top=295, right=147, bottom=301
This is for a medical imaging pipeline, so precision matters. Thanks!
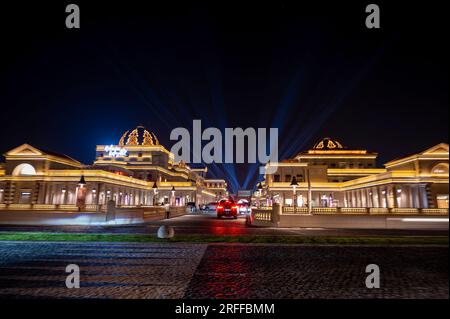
left=261, top=138, right=449, bottom=209
left=0, top=126, right=225, bottom=210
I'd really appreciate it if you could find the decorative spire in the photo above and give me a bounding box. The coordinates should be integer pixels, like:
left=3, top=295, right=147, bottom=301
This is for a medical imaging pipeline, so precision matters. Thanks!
left=126, top=129, right=139, bottom=145
left=151, top=132, right=159, bottom=145
left=313, top=137, right=345, bottom=150
left=142, top=130, right=154, bottom=146
left=119, top=131, right=129, bottom=146
left=118, top=126, right=160, bottom=146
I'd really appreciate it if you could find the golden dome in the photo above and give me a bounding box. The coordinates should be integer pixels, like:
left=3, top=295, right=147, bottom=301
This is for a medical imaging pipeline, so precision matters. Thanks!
left=313, top=137, right=345, bottom=150
left=118, top=125, right=159, bottom=146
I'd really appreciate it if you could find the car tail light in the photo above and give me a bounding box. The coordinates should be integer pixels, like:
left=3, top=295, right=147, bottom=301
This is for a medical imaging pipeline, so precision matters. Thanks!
left=232, top=205, right=238, bottom=210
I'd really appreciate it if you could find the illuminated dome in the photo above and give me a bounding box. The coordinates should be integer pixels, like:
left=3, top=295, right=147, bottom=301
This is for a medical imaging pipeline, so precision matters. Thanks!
left=118, top=125, right=160, bottom=146
left=313, top=137, right=345, bottom=150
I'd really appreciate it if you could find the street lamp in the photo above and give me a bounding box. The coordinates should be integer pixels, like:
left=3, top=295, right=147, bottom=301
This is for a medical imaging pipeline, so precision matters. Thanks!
left=257, top=182, right=263, bottom=208
left=76, top=175, right=87, bottom=211
left=78, top=175, right=86, bottom=188
left=306, top=166, right=312, bottom=214
left=152, top=182, right=158, bottom=205
left=171, top=186, right=176, bottom=206
left=290, top=176, right=298, bottom=211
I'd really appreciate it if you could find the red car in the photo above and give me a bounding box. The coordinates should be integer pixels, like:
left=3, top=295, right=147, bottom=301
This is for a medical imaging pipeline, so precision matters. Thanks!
left=216, top=199, right=238, bottom=219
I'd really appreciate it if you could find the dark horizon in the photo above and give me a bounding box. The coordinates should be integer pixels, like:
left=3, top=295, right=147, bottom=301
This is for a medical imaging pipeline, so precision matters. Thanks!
left=0, top=1, right=448, bottom=193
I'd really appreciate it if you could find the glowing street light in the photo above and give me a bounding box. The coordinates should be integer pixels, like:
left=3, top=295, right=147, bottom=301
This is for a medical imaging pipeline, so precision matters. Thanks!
left=257, top=182, right=263, bottom=208
left=290, top=176, right=299, bottom=210
left=152, top=182, right=158, bottom=205
left=306, top=167, right=312, bottom=214
left=171, top=186, right=176, bottom=206
left=78, top=175, right=86, bottom=188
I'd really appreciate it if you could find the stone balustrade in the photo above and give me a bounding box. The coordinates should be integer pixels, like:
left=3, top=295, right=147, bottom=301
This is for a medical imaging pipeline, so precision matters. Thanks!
left=250, top=205, right=449, bottom=228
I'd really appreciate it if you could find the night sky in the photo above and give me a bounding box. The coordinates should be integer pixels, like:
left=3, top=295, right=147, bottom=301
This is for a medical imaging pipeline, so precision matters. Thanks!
left=0, top=1, right=448, bottom=193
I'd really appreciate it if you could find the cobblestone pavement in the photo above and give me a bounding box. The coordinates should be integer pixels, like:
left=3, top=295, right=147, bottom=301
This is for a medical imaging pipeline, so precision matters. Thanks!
left=185, top=245, right=449, bottom=299
left=0, top=241, right=448, bottom=299
left=0, top=241, right=207, bottom=299
left=1, top=213, right=448, bottom=237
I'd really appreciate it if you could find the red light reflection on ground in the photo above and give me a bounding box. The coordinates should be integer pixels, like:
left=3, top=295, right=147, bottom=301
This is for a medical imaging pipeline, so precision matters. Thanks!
left=201, top=246, right=252, bottom=299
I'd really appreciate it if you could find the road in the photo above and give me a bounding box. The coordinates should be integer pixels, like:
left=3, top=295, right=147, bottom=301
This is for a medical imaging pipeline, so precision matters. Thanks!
left=0, top=212, right=448, bottom=237
left=0, top=241, right=447, bottom=299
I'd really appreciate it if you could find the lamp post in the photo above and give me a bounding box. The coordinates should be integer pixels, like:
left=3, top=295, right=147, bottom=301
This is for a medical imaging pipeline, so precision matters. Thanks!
left=76, top=175, right=87, bottom=211
left=152, top=182, right=158, bottom=206
left=171, top=186, right=176, bottom=206
left=306, top=166, right=312, bottom=214
left=257, top=182, right=263, bottom=208
left=290, top=176, right=299, bottom=211
left=78, top=175, right=86, bottom=188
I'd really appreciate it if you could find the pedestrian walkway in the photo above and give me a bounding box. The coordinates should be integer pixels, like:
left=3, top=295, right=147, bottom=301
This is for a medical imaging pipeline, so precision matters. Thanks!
left=0, top=241, right=448, bottom=299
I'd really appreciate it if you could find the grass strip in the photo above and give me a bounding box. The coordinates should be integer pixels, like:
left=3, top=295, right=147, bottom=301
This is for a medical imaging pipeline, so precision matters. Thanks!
left=0, top=232, right=448, bottom=245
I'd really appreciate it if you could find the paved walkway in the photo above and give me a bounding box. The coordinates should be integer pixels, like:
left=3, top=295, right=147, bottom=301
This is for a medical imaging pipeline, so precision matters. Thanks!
left=0, top=241, right=206, bottom=298
left=0, top=241, right=447, bottom=299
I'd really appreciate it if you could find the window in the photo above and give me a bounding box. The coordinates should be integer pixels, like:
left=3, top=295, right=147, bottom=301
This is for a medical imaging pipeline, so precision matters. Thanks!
left=437, top=195, right=449, bottom=208
left=432, top=163, right=449, bottom=174
left=274, top=175, right=280, bottom=182
left=19, top=190, right=32, bottom=204
left=12, top=163, right=37, bottom=176
left=285, top=175, right=291, bottom=182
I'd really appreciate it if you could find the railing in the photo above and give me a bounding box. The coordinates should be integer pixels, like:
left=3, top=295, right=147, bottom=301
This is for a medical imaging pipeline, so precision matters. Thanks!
left=368, top=208, right=390, bottom=214
left=282, top=206, right=309, bottom=214
left=249, top=205, right=449, bottom=227
left=422, top=208, right=450, bottom=215
left=340, top=207, right=368, bottom=214
left=0, top=203, right=102, bottom=212
left=253, top=210, right=273, bottom=222
left=312, top=207, right=337, bottom=214
left=390, top=208, right=422, bottom=214
left=280, top=206, right=449, bottom=215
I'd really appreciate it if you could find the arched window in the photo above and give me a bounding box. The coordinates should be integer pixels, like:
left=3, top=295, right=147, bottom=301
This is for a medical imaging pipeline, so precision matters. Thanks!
left=12, top=163, right=37, bottom=176
left=432, top=163, right=449, bottom=175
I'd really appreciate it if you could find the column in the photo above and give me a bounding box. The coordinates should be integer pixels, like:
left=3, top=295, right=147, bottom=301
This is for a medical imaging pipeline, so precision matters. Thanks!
left=411, top=185, right=420, bottom=208
left=406, top=186, right=413, bottom=208
left=5, top=181, right=15, bottom=204
left=367, top=189, right=372, bottom=207
left=392, top=185, right=399, bottom=208
left=361, top=189, right=367, bottom=207
left=64, top=183, right=69, bottom=204
left=377, top=187, right=383, bottom=208
left=418, top=185, right=429, bottom=208
left=356, top=190, right=361, bottom=207
left=386, top=186, right=393, bottom=208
